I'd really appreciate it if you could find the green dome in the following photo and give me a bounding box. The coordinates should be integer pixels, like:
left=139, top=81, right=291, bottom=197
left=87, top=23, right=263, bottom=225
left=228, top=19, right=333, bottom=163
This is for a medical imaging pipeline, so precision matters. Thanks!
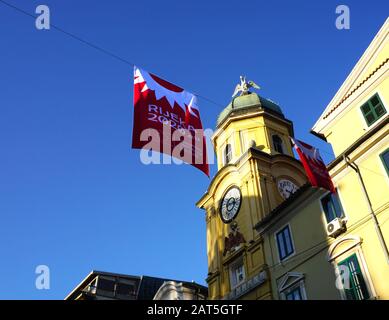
left=216, top=93, right=284, bottom=127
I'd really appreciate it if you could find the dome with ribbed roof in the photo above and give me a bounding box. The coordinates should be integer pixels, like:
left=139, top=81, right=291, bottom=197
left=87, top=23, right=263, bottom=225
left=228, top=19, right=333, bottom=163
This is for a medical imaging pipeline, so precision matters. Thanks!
left=216, top=92, right=284, bottom=127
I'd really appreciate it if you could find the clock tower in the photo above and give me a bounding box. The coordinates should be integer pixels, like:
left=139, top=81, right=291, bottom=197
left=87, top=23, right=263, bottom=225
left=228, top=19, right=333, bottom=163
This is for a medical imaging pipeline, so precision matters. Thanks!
left=196, top=84, right=308, bottom=300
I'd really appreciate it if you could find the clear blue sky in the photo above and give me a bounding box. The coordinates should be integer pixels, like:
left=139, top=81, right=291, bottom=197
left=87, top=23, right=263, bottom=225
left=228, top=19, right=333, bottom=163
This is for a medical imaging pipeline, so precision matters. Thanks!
left=0, top=0, right=387, bottom=299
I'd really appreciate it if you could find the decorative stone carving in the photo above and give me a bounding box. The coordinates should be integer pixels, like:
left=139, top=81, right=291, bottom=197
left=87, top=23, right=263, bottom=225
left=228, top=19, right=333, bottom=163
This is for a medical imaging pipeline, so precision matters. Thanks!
left=223, top=222, right=246, bottom=256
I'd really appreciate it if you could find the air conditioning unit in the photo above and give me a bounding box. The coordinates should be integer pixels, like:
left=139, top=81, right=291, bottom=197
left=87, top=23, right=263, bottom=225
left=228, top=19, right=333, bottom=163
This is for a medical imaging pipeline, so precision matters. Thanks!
left=327, top=218, right=346, bottom=238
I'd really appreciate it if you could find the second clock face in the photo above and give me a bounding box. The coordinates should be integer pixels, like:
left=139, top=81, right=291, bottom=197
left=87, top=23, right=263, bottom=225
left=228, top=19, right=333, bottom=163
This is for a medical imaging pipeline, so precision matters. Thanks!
left=278, top=179, right=298, bottom=200
left=220, top=186, right=242, bottom=223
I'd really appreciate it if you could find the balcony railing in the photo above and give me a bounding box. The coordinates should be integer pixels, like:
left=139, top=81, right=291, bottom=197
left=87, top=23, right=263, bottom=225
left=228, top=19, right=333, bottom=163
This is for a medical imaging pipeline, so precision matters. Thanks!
left=223, top=271, right=267, bottom=300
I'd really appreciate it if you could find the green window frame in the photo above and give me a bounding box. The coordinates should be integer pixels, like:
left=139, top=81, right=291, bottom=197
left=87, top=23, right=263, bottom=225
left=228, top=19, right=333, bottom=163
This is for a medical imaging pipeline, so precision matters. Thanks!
left=321, top=191, right=344, bottom=223
left=337, top=254, right=370, bottom=300
left=360, top=93, right=387, bottom=126
left=380, top=149, right=389, bottom=177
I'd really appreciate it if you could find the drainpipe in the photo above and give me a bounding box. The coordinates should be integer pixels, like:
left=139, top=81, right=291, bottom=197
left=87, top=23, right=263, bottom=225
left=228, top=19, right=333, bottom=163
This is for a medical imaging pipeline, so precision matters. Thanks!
left=343, top=155, right=389, bottom=264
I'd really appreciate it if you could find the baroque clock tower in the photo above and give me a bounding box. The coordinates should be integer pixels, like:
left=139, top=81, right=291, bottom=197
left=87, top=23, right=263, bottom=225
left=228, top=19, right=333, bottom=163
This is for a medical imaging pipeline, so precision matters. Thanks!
left=196, top=80, right=308, bottom=300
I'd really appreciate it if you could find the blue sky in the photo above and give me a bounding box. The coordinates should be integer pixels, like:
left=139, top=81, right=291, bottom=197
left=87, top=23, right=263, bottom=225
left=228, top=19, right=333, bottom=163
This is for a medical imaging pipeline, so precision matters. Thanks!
left=0, top=0, right=387, bottom=299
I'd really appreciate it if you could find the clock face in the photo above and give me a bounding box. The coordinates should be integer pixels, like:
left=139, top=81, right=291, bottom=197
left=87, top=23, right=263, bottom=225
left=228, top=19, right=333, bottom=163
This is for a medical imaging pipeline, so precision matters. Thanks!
left=220, top=186, right=242, bottom=223
left=278, top=179, right=298, bottom=200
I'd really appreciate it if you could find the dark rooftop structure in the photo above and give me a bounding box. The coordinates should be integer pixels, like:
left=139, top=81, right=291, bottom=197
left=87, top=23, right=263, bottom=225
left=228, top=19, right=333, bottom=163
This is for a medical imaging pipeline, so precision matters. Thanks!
left=65, top=270, right=207, bottom=300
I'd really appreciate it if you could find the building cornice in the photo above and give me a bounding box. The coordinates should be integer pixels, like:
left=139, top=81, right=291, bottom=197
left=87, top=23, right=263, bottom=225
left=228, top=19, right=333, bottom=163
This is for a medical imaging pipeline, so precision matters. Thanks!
left=322, top=58, right=388, bottom=121
left=312, top=18, right=389, bottom=134
left=254, top=184, right=319, bottom=233
left=327, top=115, right=389, bottom=171
left=196, top=148, right=303, bottom=209
left=212, top=109, right=294, bottom=144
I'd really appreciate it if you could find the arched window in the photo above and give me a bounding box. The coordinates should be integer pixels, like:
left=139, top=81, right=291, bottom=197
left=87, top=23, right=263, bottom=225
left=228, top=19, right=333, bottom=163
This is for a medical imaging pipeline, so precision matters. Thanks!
left=224, top=144, right=232, bottom=164
left=272, top=135, right=284, bottom=154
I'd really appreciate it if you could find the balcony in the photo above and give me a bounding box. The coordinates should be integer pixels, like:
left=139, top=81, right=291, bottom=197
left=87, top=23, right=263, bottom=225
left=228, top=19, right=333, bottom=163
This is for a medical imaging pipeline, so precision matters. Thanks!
left=223, top=270, right=267, bottom=300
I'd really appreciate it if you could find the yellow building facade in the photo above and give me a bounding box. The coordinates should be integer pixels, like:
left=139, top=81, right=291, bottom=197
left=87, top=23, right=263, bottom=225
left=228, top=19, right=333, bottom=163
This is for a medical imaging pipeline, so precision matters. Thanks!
left=197, top=18, right=388, bottom=300
left=311, top=18, right=389, bottom=299
left=196, top=93, right=309, bottom=299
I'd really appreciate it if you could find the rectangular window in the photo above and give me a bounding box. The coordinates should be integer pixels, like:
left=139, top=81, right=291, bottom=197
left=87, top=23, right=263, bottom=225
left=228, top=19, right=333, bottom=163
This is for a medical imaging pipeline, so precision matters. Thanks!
left=276, top=225, right=294, bottom=261
left=321, top=192, right=344, bottom=223
left=230, top=259, right=245, bottom=288
left=380, top=149, right=389, bottom=177
left=360, top=93, right=386, bottom=126
left=272, top=135, right=284, bottom=154
left=222, top=143, right=232, bottom=166
left=116, top=283, right=136, bottom=296
left=285, top=287, right=303, bottom=300
left=97, top=278, right=115, bottom=292
left=337, top=254, right=370, bottom=300
left=239, top=130, right=247, bottom=153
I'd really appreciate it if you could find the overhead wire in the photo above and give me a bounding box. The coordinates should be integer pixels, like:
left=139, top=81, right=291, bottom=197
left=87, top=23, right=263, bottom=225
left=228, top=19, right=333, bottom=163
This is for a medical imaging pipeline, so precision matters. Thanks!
left=3, top=0, right=389, bottom=276
left=0, top=0, right=226, bottom=109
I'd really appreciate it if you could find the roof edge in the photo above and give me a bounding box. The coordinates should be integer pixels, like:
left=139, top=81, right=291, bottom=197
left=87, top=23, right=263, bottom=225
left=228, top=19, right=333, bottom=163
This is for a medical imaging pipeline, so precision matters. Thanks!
left=312, top=17, right=389, bottom=133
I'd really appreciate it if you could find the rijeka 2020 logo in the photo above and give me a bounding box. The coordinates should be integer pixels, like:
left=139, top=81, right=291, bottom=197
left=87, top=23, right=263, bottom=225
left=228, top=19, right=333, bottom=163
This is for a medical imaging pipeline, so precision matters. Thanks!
left=132, top=66, right=210, bottom=176
left=147, top=104, right=196, bottom=132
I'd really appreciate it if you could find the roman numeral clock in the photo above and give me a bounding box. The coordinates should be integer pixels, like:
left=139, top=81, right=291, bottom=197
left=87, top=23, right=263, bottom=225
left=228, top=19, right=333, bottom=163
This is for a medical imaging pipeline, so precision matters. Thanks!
left=277, top=179, right=298, bottom=200
left=196, top=77, right=309, bottom=300
left=220, top=186, right=242, bottom=223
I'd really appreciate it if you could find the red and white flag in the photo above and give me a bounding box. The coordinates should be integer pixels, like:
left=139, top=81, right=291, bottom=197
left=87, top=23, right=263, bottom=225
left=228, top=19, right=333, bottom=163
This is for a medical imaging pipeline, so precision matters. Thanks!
left=132, top=66, right=209, bottom=176
left=291, top=138, right=335, bottom=193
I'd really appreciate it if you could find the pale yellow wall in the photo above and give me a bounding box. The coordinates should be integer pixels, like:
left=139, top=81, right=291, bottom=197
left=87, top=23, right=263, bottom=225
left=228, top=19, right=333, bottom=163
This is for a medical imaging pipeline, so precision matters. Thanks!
left=311, top=20, right=389, bottom=299
left=321, top=31, right=388, bottom=157
left=262, top=176, right=389, bottom=300
left=324, top=77, right=388, bottom=157
left=262, top=167, right=389, bottom=300
left=365, top=41, right=389, bottom=77
left=329, top=133, right=389, bottom=299
left=332, top=136, right=389, bottom=224
left=199, top=144, right=308, bottom=299
left=203, top=164, right=263, bottom=299
left=213, top=114, right=293, bottom=169
left=263, top=190, right=341, bottom=300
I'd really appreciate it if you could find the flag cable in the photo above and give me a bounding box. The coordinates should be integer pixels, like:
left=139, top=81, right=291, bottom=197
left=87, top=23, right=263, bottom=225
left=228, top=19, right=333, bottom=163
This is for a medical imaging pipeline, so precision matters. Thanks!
left=2, top=0, right=387, bottom=181
left=0, top=0, right=225, bottom=109
left=3, top=0, right=389, bottom=277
